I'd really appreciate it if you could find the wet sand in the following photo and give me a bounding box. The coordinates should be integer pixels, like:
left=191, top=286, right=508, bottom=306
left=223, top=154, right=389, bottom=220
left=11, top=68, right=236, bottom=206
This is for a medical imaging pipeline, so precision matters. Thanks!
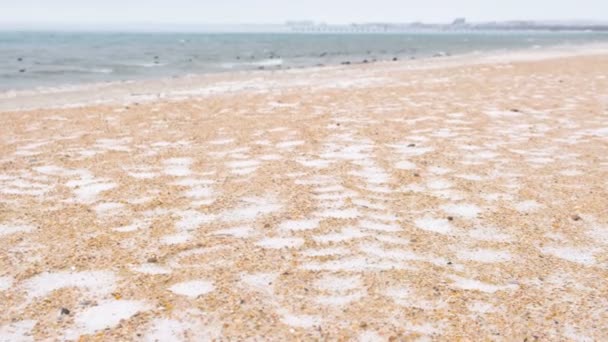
left=1, top=50, right=608, bottom=340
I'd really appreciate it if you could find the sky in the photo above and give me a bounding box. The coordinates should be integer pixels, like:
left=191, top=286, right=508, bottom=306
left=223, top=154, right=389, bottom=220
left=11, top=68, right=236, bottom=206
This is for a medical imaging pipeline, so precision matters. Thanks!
left=1, top=0, right=607, bottom=28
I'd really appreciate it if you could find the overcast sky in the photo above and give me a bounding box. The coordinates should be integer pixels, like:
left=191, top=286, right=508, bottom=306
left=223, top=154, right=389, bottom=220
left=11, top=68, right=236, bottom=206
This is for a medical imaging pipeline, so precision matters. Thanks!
left=1, top=0, right=607, bottom=27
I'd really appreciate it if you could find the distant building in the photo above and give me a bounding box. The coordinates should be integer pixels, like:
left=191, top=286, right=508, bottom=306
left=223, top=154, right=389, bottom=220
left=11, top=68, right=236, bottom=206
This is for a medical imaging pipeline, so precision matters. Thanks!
left=451, top=18, right=467, bottom=26
left=285, top=21, right=315, bottom=27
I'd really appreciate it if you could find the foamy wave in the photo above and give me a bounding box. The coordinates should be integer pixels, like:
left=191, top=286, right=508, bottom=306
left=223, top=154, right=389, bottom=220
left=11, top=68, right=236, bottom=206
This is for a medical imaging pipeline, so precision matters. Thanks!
left=253, top=59, right=283, bottom=67
left=90, top=68, right=113, bottom=74
left=135, top=63, right=166, bottom=68
left=220, top=59, right=283, bottom=69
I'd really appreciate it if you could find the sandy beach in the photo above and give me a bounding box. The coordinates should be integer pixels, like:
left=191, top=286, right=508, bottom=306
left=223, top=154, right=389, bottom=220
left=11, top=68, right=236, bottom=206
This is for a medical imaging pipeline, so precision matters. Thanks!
left=1, top=48, right=608, bottom=340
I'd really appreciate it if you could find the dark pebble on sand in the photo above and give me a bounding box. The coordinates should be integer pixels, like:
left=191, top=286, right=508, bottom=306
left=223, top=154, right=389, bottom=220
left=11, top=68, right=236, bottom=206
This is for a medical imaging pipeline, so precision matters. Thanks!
left=414, top=173, right=420, bottom=177
left=363, top=59, right=369, bottom=64
left=510, top=108, right=521, bottom=112
left=447, top=261, right=453, bottom=265
left=408, top=143, right=416, bottom=147
left=19, top=69, right=26, bottom=73
left=17, top=57, right=23, bottom=62
left=392, top=57, right=398, bottom=61
left=147, top=257, right=158, bottom=263
left=60, top=308, right=70, bottom=315
left=447, top=216, right=454, bottom=221
left=571, top=215, right=582, bottom=221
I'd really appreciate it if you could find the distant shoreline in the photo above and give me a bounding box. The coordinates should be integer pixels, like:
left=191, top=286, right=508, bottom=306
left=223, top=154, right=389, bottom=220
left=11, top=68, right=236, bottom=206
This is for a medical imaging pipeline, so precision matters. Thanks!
left=1, top=41, right=608, bottom=113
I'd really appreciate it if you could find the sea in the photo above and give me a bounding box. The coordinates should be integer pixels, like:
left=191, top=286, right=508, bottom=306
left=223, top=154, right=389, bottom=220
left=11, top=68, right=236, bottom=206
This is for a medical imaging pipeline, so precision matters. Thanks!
left=1, top=31, right=608, bottom=91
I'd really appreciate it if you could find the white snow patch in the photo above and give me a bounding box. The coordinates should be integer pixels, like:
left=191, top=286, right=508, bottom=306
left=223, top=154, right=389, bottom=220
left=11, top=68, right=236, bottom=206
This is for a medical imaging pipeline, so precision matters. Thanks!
left=280, top=313, right=321, bottom=328
left=426, top=179, right=453, bottom=190
left=276, top=140, right=304, bottom=149
left=315, top=292, right=364, bottom=306
left=440, top=203, right=481, bottom=219
left=468, top=226, right=512, bottom=242
left=448, top=275, right=518, bottom=293
left=212, top=226, right=254, bottom=238
left=144, top=319, right=188, bottom=342
left=161, top=233, right=192, bottom=245
left=0, top=276, right=13, bottom=291
left=131, top=264, right=171, bottom=275
left=23, top=271, right=116, bottom=300
left=278, top=219, right=319, bottom=232
left=428, top=166, right=452, bottom=175
left=514, top=200, right=542, bottom=213
left=175, top=210, right=215, bottom=231
left=0, top=223, right=35, bottom=237
left=71, top=300, right=149, bottom=336
left=313, top=227, right=366, bottom=243
left=395, top=161, right=417, bottom=170
left=358, top=330, right=387, bottom=342
left=0, top=320, right=36, bottom=342
left=94, top=202, right=124, bottom=217
left=314, top=275, right=362, bottom=292
left=163, top=158, right=193, bottom=177
left=414, top=217, right=453, bottom=235
left=169, top=280, right=215, bottom=298
left=241, top=273, right=277, bottom=294
left=209, top=138, right=234, bottom=145
left=70, top=181, right=116, bottom=203
left=301, top=247, right=349, bottom=257
left=220, top=196, right=282, bottom=222
left=540, top=246, right=596, bottom=265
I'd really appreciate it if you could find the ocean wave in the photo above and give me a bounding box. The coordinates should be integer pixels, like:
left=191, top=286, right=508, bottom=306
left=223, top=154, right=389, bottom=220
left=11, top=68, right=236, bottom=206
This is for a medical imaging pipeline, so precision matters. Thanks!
left=253, top=59, right=283, bottom=67
left=28, top=66, right=114, bottom=75
left=220, top=59, right=283, bottom=69
left=134, top=62, right=167, bottom=68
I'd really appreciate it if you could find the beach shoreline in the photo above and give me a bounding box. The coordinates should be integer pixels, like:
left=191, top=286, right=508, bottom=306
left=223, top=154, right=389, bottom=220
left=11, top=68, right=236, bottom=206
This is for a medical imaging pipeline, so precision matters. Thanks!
left=2, top=41, right=608, bottom=112
left=1, top=45, right=607, bottom=340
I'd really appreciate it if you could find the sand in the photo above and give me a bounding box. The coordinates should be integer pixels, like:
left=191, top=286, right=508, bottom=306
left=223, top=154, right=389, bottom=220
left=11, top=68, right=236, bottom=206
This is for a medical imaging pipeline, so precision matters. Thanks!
left=1, top=48, right=608, bottom=340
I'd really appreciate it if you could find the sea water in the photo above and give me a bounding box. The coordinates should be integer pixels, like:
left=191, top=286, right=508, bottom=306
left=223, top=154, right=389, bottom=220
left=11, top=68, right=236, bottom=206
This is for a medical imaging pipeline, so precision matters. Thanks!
left=1, top=31, right=608, bottom=91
